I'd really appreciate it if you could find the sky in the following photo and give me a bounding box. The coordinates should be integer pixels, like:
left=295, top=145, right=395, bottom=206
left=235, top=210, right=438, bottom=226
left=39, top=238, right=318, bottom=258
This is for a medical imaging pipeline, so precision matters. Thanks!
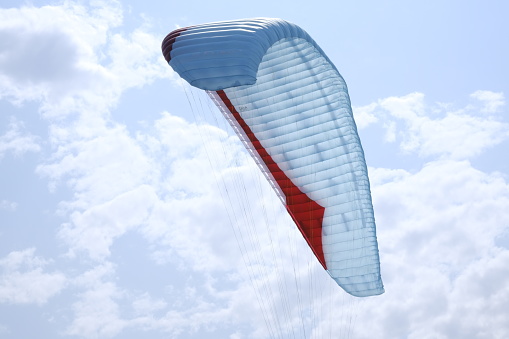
left=0, top=0, right=508, bottom=338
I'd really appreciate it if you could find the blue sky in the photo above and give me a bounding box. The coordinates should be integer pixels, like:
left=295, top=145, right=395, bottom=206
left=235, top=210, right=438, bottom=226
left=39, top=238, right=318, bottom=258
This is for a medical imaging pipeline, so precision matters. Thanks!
left=0, top=1, right=508, bottom=338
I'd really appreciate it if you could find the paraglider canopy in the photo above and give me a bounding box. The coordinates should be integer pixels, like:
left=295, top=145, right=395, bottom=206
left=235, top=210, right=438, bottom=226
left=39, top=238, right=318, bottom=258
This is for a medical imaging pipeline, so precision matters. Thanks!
left=162, top=18, right=384, bottom=297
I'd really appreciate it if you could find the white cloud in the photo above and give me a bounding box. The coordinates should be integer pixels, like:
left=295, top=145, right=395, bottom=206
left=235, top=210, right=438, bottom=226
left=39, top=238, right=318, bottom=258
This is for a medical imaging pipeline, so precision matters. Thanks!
left=0, top=248, right=66, bottom=305
left=437, top=250, right=509, bottom=338
left=59, top=184, right=158, bottom=261
left=107, top=28, right=172, bottom=91
left=132, top=292, right=167, bottom=316
left=362, top=159, right=509, bottom=338
left=0, top=2, right=118, bottom=107
left=0, top=0, right=171, bottom=118
left=66, top=262, right=127, bottom=338
left=471, top=90, right=505, bottom=114
left=38, top=123, right=156, bottom=206
left=362, top=92, right=509, bottom=159
left=374, top=160, right=508, bottom=261
left=353, top=102, right=378, bottom=129
left=383, top=120, right=397, bottom=143
left=0, top=117, right=40, bottom=158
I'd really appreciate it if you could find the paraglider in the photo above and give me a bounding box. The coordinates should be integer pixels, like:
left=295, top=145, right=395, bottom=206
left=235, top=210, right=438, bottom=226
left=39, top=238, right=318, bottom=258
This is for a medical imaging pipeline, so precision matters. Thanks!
left=162, top=18, right=384, bottom=297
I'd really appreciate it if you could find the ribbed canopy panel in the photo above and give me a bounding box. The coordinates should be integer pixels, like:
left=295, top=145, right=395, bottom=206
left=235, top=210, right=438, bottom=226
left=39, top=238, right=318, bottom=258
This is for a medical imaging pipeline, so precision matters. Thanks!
left=163, top=18, right=384, bottom=297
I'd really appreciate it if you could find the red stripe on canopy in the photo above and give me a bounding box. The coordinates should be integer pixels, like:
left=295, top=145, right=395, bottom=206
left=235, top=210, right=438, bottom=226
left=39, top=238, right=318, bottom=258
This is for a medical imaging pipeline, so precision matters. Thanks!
left=216, top=90, right=327, bottom=269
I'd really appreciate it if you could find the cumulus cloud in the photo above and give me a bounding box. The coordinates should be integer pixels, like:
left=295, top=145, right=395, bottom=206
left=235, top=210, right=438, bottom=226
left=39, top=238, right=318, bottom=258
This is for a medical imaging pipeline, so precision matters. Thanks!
left=59, top=185, right=158, bottom=261
left=0, top=0, right=171, bottom=117
left=0, top=117, right=40, bottom=158
left=471, top=90, right=505, bottom=114
left=66, top=263, right=127, bottom=338
left=356, top=92, right=509, bottom=160
left=361, top=159, right=509, bottom=339
left=0, top=2, right=117, bottom=106
left=353, top=102, right=378, bottom=129
left=0, top=248, right=66, bottom=305
left=38, top=122, right=155, bottom=205
left=131, top=292, right=167, bottom=316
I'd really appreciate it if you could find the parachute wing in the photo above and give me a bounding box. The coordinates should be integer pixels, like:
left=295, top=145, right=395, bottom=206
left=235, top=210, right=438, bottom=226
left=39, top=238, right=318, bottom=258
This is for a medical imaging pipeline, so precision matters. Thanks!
left=162, top=18, right=384, bottom=297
